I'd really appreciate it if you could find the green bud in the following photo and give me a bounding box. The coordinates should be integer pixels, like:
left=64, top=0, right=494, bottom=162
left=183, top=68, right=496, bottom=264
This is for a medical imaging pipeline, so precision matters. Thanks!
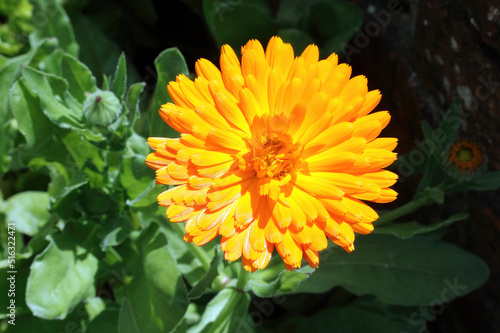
left=83, top=90, right=121, bottom=127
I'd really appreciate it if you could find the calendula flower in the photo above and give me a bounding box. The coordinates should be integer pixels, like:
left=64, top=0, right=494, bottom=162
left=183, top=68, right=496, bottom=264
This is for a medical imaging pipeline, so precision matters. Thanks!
left=444, top=139, right=486, bottom=181
left=146, top=37, right=398, bottom=272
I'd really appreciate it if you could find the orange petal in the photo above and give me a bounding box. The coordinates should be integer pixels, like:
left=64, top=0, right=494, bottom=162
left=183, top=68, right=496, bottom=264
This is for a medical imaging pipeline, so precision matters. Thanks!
left=293, top=173, right=344, bottom=200
left=197, top=160, right=236, bottom=178
left=303, top=244, right=319, bottom=268
left=195, top=58, right=223, bottom=84
left=190, top=150, right=233, bottom=166
left=251, top=242, right=274, bottom=269
left=265, top=214, right=284, bottom=244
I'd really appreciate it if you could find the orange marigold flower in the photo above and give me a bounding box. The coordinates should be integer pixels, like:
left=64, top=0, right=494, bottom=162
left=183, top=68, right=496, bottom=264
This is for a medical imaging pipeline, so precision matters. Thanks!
left=444, top=139, right=486, bottom=181
left=146, top=37, right=398, bottom=272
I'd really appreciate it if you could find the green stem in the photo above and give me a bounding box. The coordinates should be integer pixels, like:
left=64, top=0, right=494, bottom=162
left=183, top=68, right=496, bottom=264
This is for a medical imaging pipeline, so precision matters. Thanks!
left=206, top=268, right=250, bottom=333
left=207, top=291, right=246, bottom=333
left=190, top=243, right=212, bottom=271
left=235, top=267, right=251, bottom=290
left=376, top=193, right=432, bottom=226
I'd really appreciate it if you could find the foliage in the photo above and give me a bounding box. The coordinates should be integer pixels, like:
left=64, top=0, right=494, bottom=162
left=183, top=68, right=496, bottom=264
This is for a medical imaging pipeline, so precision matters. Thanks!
left=202, top=0, right=363, bottom=56
left=0, top=1, right=496, bottom=333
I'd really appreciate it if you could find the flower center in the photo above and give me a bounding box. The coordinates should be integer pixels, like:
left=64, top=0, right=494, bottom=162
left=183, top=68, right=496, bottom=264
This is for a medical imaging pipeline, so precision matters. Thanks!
left=240, top=133, right=302, bottom=180
left=447, top=140, right=484, bottom=173
left=456, top=148, right=473, bottom=162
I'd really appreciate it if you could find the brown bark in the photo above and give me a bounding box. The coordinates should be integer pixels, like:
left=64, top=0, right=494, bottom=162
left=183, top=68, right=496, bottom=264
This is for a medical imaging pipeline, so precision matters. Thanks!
left=347, top=0, right=500, bottom=332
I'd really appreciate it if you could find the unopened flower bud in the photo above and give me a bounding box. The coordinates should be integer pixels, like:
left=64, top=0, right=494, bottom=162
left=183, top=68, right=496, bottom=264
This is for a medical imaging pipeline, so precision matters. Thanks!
left=83, top=90, right=121, bottom=127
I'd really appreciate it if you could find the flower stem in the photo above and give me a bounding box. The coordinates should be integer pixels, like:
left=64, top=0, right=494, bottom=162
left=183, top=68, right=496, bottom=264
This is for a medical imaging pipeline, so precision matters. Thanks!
left=207, top=290, right=247, bottom=333
left=376, top=193, right=432, bottom=226
left=236, top=266, right=251, bottom=290
left=206, top=268, right=250, bottom=333
left=190, top=243, right=212, bottom=271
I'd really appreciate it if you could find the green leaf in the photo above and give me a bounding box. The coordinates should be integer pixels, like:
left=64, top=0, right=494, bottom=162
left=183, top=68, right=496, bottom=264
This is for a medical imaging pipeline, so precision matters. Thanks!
left=47, top=165, right=88, bottom=203
left=468, top=171, right=500, bottom=191
left=117, top=223, right=189, bottom=333
left=189, top=246, right=222, bottom=299
left=112, top=53, right=127, bottom=99
left=415, top=101, right=462, bottom=192
left=0, top=127, right=13, bottom=177
left=19, top=231, right=50, bottom=260
left=421, top=120, right=434, bottom=142
left=187, top=288, right=251, bottom=333
left=125, top=180, right=156, bottom=207
left=84, top=297, right=106, bottom=321
left=3, top=191, right=50, bottom=236
left=87, top=307, right=120, bottom=333
left=126, top=82, right=145, bottom=126
left=276, top=0, right=307, bottom=28
left=249, top=258, right=312, bottom=297
left=0, top=258, right=31, bottom=317
left=26, top=234, right=98, bottom=319
left=172, top=303, right=202, bottom=332
left=0, top=38, right=57, bottom=125
left=61, top=52, right=97, bottom=102
left=304, top=0, right=363, bottom=46
left=61, top=130, right=105, bottom=175
left=126, top=131, right=150, bottom=156
left=294, top=234, right=490, bottom=306
left=81, top=188, right=114, bottom=215
left=102, top=74, right=110, bottom=90
left=0, top=0, right=33, bottom=57
left=22, top=66, right=83, bottom=128
left=118, top=298, right=140, bottom=333
left=424, top=187, right=444, bottom=204
left=203, top=0, right=278, bottom=49
left=374, top=213, right=470, bottom=239
left=30, top=0, right=79, bottom=56
left=416, top=153, right=442, bottom=194
left=149, top=47, right=188, bottom=137
left=120, top=154, right=161, bottom=207
left=38, top=48, right=63, bottom=76
left=100, top=214, right=132, bottom=250
left=46, top=165, right=88, bottom=218
left=277, top=28, right=316, bottom=54
left=160, top=222, right=213, bottom=286
left=9, top=78, right=56, bottom=148
left=279, top=298, right=427, bottom=333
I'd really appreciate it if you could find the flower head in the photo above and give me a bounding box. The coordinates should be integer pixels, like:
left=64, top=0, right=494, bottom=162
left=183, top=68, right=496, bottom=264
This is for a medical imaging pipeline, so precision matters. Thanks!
left=444, top=139, right=486, bottom=181
left=146, top=37, right=398, bottom=271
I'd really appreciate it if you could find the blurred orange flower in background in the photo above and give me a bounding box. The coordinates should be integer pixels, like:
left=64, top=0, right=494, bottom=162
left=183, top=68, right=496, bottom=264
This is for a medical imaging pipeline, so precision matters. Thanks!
left=146, top=36, right=398, bottom=272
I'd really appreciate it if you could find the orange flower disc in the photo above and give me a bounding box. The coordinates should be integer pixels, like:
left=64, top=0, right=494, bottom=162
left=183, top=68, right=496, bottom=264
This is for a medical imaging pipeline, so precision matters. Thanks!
left=447, top=139, right=484, bottom=173
left=146, top=37, right=398, bottom=272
